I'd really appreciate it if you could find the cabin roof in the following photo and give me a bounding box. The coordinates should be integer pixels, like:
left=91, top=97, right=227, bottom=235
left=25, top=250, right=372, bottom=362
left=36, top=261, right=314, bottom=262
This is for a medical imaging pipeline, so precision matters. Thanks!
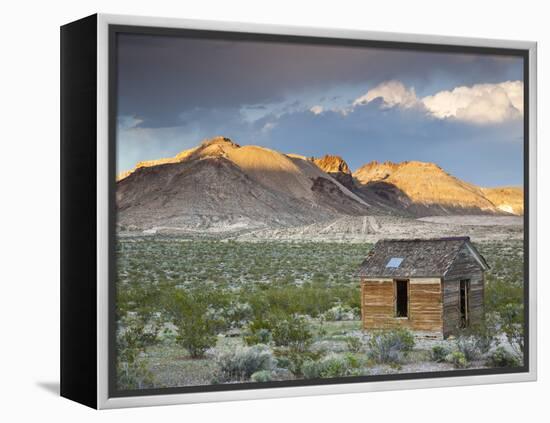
left=358, top=237, right=489, bottom=278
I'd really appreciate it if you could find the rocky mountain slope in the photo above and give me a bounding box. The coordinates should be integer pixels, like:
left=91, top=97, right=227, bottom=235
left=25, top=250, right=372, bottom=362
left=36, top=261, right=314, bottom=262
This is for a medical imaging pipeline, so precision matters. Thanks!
left=481, top=186, right=524, bottom=215
left=313, top=155, right=355, bottom=191
left=117, top=137, right=372, bottom=233
left=353, top=160, right=519, bottom=216
left=117, top=137, right=523, bottom=235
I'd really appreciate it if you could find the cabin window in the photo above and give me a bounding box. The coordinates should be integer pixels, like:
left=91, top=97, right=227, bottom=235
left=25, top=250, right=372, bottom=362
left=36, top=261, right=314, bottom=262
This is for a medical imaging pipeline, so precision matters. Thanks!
left=395, top=280, right=409, bottom=318
left=459, top=279, right=470, bottom=328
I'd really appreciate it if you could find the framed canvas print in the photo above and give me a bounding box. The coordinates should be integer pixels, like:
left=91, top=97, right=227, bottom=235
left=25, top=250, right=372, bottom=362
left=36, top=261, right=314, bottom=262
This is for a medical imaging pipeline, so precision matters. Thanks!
left=60, top=13, right=537, bottom=409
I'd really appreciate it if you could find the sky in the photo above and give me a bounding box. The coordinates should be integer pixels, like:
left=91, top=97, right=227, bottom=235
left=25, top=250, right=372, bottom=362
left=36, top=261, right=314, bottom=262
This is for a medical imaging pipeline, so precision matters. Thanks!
left=115, top=33, right=525, bottom=187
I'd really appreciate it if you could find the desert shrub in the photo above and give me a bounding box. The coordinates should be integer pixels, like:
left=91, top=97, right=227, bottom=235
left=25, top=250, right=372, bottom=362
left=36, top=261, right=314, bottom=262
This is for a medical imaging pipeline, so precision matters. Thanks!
left=243, top=284, right=361, bottom=319
left=251, top=370, right=273, bottom=383
left=486, top=346, right=521, bottom=368
left=431, top=345, right=449, bottom=363
left=317, top=355, right=349, bottom=378
left=116, top=281, right=164, bottom=389
left=116, top=313, right=160, bottom=390
left=460, top=322, right=497, bottom=355
left=271, top=315, right=313, bottom=352
left=484, top=268, right=524, bottom=358
left=245, top=328, right=272, bottom=346
left=117, top=313, right=162, bottom=360
left=275, top=355, right=292, bottom=370
left=302, top=353, right=362, bottom=379
left=456, top=335, right=483, bottom=361
left=485, top=276, right=523, bottom=317
left=345, top=335, right=363, bottom=353
left=310, top=340, right=348, bottom=355
left=275, top=349, right=324, bottom=377
left=243, top=317, right=273, bottom=346
left=243, top=314, right=313, bottom=352
left=446, top=351, right=468, bottom=369
left=456, top=327, right=498, bottom=361
left=302, top=360, right=328, bottom=379
left=342, top=352, right=362, bottom=369
left=250, top=368, right=293, bottom=383
left=323, top=303, right=358, bottom=321
left=212, top=344, right=276, bottom=383
left=317, top=315, right=328, bottom=337
left=221, top=301, right=254, bottom=329
left=117, top=281, right=163, bottom=321
left=117, top=359, right=155, bottom=390
left=499, top=303, right=524, bottom=357
left=475, top=336, right=493, bottom=356
left=472, top=328, right=495, bottom=355
left=166, top=290, right=222, bottom=358
left=270, top=368, right=293, bottom=381
left=366, top=329, right=415, bottom=364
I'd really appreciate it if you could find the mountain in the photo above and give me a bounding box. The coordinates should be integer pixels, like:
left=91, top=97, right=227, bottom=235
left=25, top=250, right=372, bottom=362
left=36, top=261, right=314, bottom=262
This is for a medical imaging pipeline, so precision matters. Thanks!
left=116, top=137, right=371, bottom=233
left=481, top=186, right=524, bottom=215
left=353, top=160, right=521, bottom=216
left=313, top=155, right=355, bottom=191
left=117, top=138, right=523, bottom=234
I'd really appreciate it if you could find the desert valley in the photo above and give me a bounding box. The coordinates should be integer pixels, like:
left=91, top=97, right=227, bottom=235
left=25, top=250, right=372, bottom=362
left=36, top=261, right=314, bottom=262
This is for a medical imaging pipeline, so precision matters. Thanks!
left=114, top=136, right=525, bottom=391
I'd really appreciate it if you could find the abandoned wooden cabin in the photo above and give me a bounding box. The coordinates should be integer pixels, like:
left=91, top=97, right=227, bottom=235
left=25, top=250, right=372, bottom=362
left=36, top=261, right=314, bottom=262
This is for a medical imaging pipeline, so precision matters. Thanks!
left=358, top=237, right=489, bottom=338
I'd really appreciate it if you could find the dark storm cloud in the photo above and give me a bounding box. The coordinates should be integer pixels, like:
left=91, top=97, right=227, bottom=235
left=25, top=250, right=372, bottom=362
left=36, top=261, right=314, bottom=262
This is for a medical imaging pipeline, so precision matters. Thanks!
left=116, top=33, right=523, bottom=128
left=115, top=32, right=524, bottom=186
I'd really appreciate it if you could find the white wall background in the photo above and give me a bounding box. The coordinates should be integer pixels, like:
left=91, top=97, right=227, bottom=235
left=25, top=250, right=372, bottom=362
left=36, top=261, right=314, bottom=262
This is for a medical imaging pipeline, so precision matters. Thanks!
left=1, top=0, right=546, bottom=421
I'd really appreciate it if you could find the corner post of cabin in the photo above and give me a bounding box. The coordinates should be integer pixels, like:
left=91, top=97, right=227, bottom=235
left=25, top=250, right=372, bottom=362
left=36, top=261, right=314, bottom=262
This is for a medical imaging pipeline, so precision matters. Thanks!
left=360, top=276, right=367, bottom=331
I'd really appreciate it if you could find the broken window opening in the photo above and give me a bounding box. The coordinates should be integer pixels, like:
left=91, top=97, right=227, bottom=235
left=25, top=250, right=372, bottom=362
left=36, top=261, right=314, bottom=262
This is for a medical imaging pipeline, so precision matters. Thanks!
left=460, top=279, right=470, bottom=328
left=395, top=280, right=409, bottom=318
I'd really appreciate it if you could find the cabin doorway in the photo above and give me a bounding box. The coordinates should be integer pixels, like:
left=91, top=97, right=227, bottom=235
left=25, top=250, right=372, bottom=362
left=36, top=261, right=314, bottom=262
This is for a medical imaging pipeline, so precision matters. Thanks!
left=459, top=279, right=470, bottom=328
left=395, top=279, right=409, bottom=318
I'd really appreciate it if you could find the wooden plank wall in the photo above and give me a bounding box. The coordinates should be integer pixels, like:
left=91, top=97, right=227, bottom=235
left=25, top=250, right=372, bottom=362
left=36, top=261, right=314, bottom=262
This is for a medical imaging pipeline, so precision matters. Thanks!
left=443, top=245, right=485, bottom=336
left=361, top=278, right=443, bottom=333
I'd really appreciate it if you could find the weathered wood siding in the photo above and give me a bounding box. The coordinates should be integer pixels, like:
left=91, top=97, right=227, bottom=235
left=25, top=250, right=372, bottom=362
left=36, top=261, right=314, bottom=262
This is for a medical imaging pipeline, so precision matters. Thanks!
left=442, top=244, right=485, bottom=337
left=361, top=278, right=443, bottom=333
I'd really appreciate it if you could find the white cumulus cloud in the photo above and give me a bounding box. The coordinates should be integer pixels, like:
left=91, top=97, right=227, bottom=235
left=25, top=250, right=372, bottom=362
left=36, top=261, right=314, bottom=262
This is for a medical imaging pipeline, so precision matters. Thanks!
left=353, top=80, right=523, bottom=124
left=422, top=81, right=523, bottom=124
left=353, top=80, right=418, bottom=109
left=498, top=80, right=524, bottom=114
left=309, top=105, right=324, bottom=115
